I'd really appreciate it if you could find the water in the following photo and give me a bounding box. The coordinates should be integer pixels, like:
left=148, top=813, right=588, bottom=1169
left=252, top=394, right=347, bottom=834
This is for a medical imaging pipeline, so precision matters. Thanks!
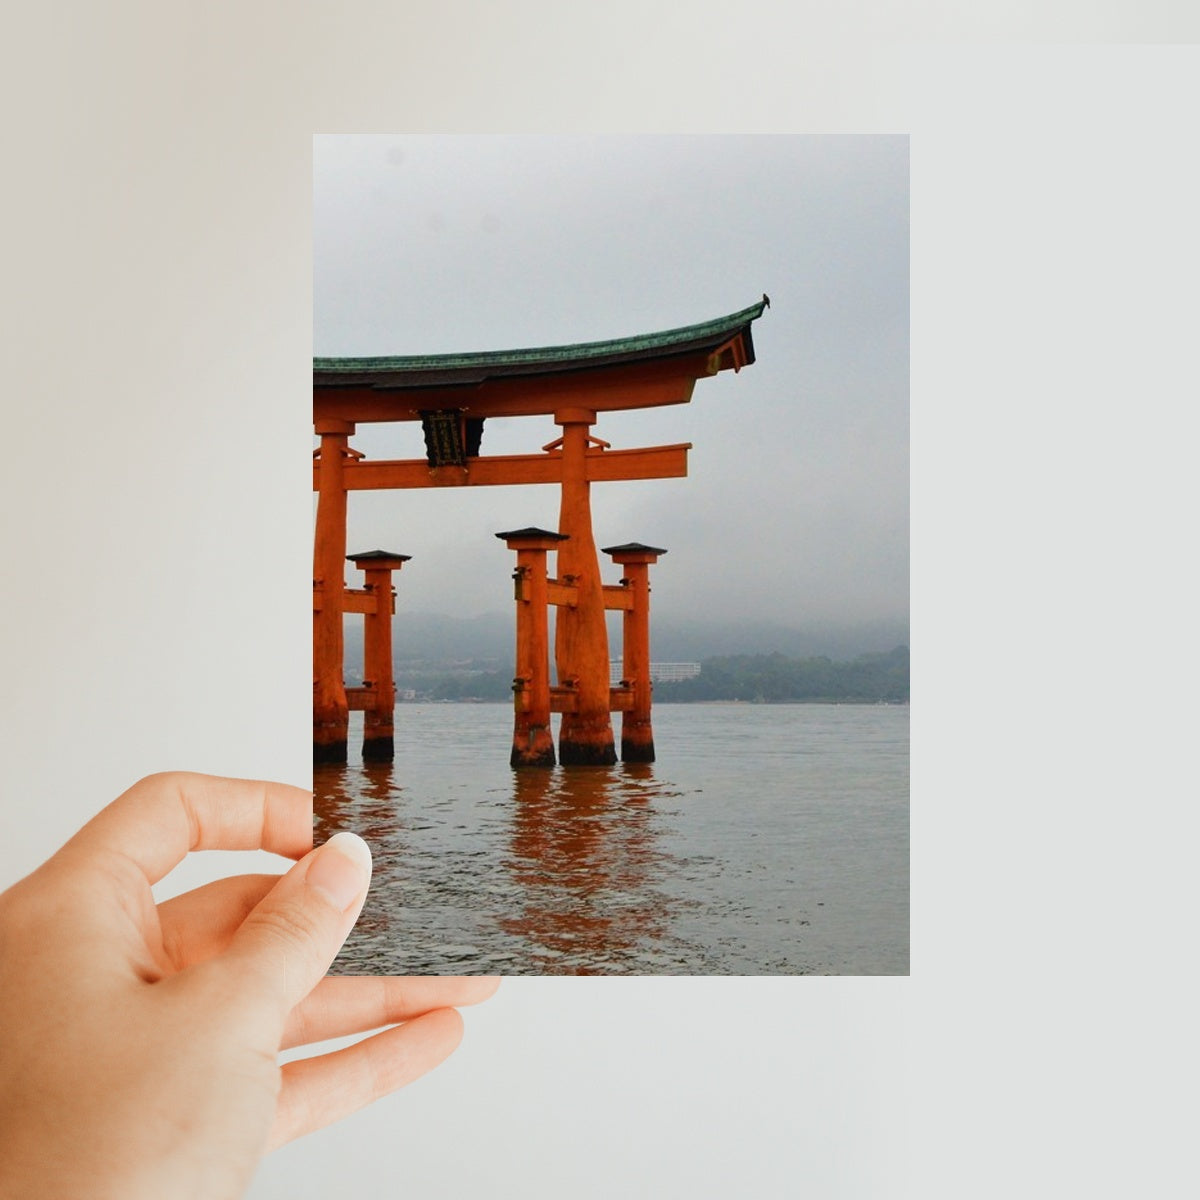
left=315, top=702, right=908, bottom=975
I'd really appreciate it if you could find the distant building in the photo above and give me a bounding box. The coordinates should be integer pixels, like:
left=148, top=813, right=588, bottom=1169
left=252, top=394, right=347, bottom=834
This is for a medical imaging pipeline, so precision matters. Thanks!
left=609, top=661, right=701, bottom=686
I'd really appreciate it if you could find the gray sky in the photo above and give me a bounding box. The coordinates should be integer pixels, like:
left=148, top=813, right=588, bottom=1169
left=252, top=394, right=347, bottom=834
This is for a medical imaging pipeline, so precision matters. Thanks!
left=314, top=135, right=908, bottom=639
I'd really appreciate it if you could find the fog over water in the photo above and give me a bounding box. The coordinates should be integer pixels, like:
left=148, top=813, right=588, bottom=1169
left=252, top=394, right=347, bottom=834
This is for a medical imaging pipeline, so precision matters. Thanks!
left=314, top=136, right=908, bottom=650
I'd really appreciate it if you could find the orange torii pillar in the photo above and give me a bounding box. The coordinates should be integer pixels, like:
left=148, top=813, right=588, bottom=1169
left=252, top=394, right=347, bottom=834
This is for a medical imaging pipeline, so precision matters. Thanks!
left=552, top=407, right=617, bottom=765
left=496, top=527, right=568, bottom=768
left=604, top=543, right=667, bottom=763
left=313, top=418, right=355, bottom=763
left=347, top=550, right=410, bottom=762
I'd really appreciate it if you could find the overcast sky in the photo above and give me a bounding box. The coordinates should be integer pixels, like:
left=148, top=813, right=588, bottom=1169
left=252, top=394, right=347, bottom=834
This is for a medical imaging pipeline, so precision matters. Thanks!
left=314, top=135, right=908, bottom=640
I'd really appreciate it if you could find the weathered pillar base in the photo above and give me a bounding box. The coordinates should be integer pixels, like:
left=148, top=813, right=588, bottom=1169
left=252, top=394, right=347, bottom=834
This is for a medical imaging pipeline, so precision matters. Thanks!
left=559, top=716, right=617, bottom=766
left=313, top=700, right=349, bottom=764
left=560, top=740, right=618, bottom=766
left=620, top=720, right=656, bottom=763
left=510, top=725, right=556, bottom=768
left=313, top=738, right=348, bottom=765
left=362, top=735, right=395, bottom=762
left=362, top=707, right=395, bottom=762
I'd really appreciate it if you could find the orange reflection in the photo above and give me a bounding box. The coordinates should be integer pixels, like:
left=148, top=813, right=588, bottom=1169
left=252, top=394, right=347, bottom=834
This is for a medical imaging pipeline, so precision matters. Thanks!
left=313, top=756, right=683, bottom=974
left=501, top=763, right=675, bottom=971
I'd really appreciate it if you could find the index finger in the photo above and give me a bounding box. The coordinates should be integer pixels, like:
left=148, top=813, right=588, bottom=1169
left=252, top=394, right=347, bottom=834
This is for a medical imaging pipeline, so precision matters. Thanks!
left=61, top=771, right=314, bottom=885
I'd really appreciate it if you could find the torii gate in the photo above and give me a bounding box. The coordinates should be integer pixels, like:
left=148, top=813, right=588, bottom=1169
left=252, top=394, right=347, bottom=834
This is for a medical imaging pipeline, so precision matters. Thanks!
left=314, top=297, right=767, bottom=766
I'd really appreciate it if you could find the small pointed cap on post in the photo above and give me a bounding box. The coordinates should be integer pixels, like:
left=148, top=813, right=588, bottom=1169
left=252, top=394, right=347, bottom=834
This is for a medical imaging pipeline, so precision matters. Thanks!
left=602, top=542, right=668, bottom=564
left=496, top=527, right=570, bottom=550
left=347, top=550, right=412, bottom=570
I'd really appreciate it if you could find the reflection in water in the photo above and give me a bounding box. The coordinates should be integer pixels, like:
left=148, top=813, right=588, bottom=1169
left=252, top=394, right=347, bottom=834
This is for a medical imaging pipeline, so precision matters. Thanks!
left=501, top=765, right=678, bottom=972
left=312, top=703, right=910, bottom=976
left=314, top=762, right=411, bottom=962
left=314, top=758, right=695, bottom=975
left=315, top=761, right=403, bottom=844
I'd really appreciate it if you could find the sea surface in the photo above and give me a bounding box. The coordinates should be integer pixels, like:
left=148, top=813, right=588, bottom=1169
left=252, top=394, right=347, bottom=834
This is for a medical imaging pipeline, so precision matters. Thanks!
left=315, top=702, right=908, bottom=975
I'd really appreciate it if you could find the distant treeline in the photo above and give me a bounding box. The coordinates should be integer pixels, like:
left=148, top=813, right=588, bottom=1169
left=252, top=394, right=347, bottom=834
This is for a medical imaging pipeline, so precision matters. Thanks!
left=393, top=668, right=512, bottom=702
left=394, top=646, right=909, bottom=704
left=653, top=646, right=909, bottom=704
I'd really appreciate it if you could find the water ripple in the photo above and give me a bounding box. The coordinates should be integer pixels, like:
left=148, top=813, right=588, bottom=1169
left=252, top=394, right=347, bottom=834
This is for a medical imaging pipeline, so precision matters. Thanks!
left=315, top=703, right=908, bottom=975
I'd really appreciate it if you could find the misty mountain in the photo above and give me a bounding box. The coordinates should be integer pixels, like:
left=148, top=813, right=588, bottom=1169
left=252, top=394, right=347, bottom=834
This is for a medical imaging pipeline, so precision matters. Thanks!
left=344, top=610, right=909, bottom=670
left=645, top=616, right=909, bottom=662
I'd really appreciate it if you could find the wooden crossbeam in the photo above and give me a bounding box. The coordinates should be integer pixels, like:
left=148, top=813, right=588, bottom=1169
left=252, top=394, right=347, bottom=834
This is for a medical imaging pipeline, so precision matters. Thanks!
left=313, top=587, right=390, bottom=615
left=546, top=685, right=635, bottom=714
left=345, top=685, right=377, bottom=711
left=313, top=443, right=691, bottom=491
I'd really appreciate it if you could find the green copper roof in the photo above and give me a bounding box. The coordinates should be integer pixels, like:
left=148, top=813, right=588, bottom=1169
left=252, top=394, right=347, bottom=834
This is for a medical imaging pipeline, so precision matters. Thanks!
left=314, top=297, right=768, bottom=386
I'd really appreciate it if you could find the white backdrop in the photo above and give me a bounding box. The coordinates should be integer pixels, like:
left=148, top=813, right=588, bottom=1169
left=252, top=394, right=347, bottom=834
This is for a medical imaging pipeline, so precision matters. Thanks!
left=3, top=7, right=1196, bottom=1198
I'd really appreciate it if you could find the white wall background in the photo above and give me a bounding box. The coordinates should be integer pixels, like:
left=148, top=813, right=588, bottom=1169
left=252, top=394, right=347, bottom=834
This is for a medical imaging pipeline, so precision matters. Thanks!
left=2, top=7, right=1196, bottom=1198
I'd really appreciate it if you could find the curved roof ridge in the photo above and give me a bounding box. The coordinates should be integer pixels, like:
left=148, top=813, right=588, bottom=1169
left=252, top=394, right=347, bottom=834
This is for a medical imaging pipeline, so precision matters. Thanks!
left=314, top=296, right=768, bottom=375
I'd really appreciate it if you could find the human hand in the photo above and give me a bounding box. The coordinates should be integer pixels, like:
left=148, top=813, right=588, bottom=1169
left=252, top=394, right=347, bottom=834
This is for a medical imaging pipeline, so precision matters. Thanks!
left=0, top=772, right=498, bottom=1200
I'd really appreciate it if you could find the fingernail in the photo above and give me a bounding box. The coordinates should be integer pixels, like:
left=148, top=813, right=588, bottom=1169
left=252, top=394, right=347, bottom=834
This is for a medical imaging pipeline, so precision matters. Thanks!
left=306, top=831, right=372, bottom=911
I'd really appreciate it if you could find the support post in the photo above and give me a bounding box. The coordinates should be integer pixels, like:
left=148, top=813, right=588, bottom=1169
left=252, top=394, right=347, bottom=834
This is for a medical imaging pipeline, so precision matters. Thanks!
left=553, top=409, right=617, bottom=765
left=348, top=551, right=411, bottom=762
left=497, top=528, right=567, bottom=767
left=603, top=543, right=667, bottom=762
left=313, top=419, right=354, bottom=763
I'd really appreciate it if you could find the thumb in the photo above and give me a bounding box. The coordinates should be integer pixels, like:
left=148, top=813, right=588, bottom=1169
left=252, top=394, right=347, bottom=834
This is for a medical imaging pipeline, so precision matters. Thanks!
left=212, top=831, right=372, bottom=1027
